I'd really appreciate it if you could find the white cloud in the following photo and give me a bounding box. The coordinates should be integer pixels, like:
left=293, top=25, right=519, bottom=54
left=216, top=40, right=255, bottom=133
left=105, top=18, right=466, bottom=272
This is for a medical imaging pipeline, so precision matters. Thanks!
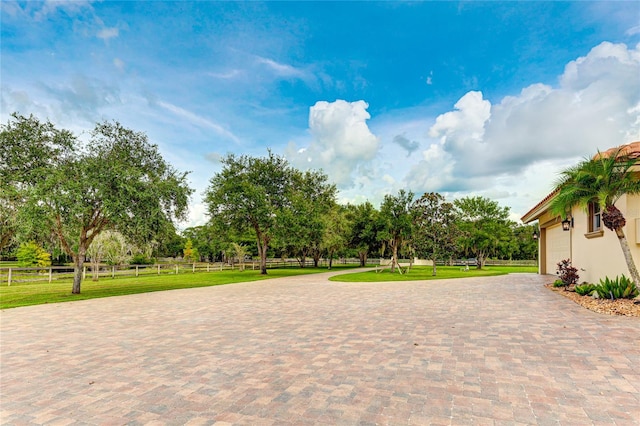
left=208, top=70, right=242, bottom=80
left=286, top=100, right=380, bottom=188
left=428, top=90, right=491, bottom=150
left=33, top=0, right=93, bottom=21
left=627, top=25, right=640, bottom=36
left=255, top=56, right=315, bottom=85
left=97, top=27, right=119, bottom=41
left=156, top=101, right=241, bottom=145
left=426, top=70, right=433, bottom=85
left=404, top=41, right=640, bottom=201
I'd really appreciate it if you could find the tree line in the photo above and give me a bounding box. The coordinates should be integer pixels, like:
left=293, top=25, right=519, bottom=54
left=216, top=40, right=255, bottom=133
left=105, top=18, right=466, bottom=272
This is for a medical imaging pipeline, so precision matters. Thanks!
left=200, top=152, right=537, bottom=274
left=1, top=114, right=537, bottom=293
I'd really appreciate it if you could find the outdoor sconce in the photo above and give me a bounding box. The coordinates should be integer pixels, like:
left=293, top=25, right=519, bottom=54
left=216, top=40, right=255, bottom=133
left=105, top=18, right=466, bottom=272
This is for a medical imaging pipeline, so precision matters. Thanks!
left=532, top=230, right=539, bottom=240
left=562, top=217, right=573, bottom=231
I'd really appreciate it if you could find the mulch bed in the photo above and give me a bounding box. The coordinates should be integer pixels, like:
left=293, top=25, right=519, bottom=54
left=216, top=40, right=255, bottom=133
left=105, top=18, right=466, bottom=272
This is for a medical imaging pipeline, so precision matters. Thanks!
left=545, top=284, right=640, bottom=317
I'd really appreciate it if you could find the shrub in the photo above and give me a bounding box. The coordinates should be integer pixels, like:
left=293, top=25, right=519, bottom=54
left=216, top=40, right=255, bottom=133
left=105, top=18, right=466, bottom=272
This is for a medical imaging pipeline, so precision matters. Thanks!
left=15, top=241, right=51, bottom=267
left=553, top=279, right=565, bottom=288
left=129, top=253, right=153, bottom=265
left=595, top=275, right=639, bottom=300
left=556, top=259, right=579, bottom=288
left=575, top=283, right=597, bottom=296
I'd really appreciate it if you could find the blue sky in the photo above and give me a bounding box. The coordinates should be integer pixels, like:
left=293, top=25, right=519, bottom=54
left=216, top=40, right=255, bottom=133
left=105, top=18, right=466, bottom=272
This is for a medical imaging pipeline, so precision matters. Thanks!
left=2, top=1, right=640, bottom=228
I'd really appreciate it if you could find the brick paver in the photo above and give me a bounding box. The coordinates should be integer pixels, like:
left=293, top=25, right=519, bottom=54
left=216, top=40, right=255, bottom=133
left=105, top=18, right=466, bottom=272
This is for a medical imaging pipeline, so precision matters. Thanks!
left=1, top=271, right=639, bottom=425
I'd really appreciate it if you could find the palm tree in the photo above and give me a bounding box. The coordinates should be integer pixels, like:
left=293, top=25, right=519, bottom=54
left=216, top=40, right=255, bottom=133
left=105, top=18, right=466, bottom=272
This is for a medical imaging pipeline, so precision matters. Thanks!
left=550, top=146, right=640, bottom=286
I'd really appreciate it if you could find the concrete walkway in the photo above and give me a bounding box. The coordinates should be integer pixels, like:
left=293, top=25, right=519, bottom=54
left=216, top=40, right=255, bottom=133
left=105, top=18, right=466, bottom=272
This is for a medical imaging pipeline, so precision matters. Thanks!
left=1, top=271, right=639, bottom=425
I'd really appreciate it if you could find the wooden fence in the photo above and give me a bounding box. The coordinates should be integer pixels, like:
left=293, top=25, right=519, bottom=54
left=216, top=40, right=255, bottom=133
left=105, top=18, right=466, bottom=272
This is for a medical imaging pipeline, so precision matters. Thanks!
left=0, top=258, right=362, bottom=286
left=0, top=257, right=535, bottom=286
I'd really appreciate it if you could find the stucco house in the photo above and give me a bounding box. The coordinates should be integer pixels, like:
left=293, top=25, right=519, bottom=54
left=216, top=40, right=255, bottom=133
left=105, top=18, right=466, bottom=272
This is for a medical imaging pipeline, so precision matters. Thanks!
left=521, top=141, right=640, bottom=284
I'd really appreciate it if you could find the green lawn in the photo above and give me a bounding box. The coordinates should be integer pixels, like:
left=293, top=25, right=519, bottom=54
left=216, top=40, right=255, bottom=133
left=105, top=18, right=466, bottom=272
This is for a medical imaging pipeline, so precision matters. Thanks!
left=0, top=264, right=537, bottom=309
left=0, top=265, right=353, bottom=309
left=329, top=265, right=538, bottom=282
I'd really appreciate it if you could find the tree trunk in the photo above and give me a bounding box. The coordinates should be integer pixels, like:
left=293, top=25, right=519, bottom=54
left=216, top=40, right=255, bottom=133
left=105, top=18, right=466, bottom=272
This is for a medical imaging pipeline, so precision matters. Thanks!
left=431, top=254, right=437, bottom=276
left=359, top=251, right=367, bottom=267
left=92, top=258, right=99, bottom=281
left=259, top=241, right=268, bottom=275
left=615, top=227, right=640, bottom=289
left=391, top=240, right=399, bottom=273
left=72, top=254, right=85, bottom=294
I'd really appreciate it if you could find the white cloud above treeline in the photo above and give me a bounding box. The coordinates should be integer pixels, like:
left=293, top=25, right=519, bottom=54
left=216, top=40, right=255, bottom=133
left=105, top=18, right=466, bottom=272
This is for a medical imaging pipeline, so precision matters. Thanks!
left=404, top=41, right=640, bottom=195
left=286, top=100, right=380, bottom=187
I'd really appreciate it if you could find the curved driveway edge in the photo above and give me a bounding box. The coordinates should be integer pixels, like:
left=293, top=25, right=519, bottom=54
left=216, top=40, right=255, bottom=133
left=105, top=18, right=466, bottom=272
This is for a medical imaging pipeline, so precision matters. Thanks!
left=1, top=271, right=639, bottom=425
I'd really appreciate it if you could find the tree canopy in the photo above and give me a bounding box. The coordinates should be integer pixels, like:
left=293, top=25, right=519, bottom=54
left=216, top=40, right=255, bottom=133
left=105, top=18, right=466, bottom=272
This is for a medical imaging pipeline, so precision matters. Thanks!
left=379, top=189, right=414, bottom=272
left=0, top=114, right=193, bottom=293
left=204, top=151, right=336, bottom=274
left=454, top=196, right=512, bottom=269
left=412, top=192, right=460, bottom=275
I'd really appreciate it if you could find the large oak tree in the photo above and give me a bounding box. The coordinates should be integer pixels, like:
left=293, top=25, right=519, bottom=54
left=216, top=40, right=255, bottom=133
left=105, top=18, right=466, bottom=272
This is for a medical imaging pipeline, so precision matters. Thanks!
left=204, top=152, right=336, bottom=274
left=1, top=114, right=193, bottom=293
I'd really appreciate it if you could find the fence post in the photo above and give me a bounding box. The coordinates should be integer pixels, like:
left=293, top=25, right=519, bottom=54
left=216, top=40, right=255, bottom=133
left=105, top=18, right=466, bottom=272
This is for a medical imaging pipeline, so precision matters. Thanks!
left=220, top=263, right=222, bottom=271
left=136, top=265, right=139, bottom=277
left=157, top=264, right=160, bottom=275
left=207, top=263, right=210, bottom=272
left=193, top=263, right=196, bottom=273
left=49, top=267, right=53, bottom=283
left=83, top=266, right=86, bottom=280
left=175, top=264, right=179, bottom=274
left=112, top=265, right=115, bottom=278
left=8, top=268, right=12, bottom=286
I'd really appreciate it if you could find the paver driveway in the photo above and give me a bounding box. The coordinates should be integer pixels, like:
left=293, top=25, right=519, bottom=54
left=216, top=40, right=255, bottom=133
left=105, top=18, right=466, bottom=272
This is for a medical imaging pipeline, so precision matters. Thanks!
left=1, top=271, right=639, bottom=425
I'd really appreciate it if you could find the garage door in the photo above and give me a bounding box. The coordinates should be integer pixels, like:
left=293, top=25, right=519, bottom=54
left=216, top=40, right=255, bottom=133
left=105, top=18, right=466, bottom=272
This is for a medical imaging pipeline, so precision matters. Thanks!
left=545, top=224, right=570, bottom=274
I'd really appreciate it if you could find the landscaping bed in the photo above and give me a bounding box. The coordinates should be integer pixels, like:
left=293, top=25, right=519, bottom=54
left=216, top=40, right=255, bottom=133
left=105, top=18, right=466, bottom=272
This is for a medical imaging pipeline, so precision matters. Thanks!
left=545, top=284, right=640, bottom=317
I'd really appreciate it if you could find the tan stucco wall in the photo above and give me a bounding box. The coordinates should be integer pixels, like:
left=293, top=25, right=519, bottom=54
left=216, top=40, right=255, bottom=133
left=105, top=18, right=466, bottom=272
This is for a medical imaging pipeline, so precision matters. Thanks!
left=554, top=194, right=640, bottom=284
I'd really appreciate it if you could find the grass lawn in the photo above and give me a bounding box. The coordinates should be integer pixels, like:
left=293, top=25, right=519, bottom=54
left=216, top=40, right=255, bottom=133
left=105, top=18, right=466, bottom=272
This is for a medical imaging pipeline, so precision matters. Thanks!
left=0, top=265, right=354, bottom=309
left=329, top=265, right=538, bottom=282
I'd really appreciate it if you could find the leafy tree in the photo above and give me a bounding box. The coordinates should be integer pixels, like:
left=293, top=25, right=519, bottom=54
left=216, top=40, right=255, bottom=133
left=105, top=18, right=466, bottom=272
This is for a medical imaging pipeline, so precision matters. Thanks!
left=379, top=189, right=414, bottom=273
left=346, top=202, right=381, bottom=267
left=205, top=152, right=336, bottom=274
left=321, top=206, right=350, bottom=269
left=182, top=239, right=199, bottom=262
left=454, top=196, right=512, bottom=269
left=510, top=224, right=539, bottom=260
left=550, top=148, right=640, bottom=286
left=182, top=225, right=219, bottom=261
left=1, top=113, right=74, bottom=246
left=155, top=225, right=185, bottom=259
left=205, top=152, right=293, bottom=275
left=0, top=114, right=192, bottom=293
left=231, top=242, right=248, bottom=271
left=0, top=188, right=18, bottom=253
left=15, top=241, right=51, bottom=267
left=277, top=169, right=337, bottom=267
left=412, top=192, right=460, bottom=276
left=87, top=230, right=131, bottom=280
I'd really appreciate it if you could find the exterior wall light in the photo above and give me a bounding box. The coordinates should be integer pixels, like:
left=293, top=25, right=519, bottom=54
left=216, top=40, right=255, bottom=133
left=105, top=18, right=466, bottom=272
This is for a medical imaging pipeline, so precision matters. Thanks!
left=562, top=217, right=573, bottom=231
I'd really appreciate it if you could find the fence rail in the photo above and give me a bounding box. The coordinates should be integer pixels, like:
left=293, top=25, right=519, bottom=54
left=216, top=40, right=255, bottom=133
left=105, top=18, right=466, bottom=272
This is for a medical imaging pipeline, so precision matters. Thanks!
left=0, top=257, right=536, bottom=286
left=0, top=258, right=363, bottom=286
